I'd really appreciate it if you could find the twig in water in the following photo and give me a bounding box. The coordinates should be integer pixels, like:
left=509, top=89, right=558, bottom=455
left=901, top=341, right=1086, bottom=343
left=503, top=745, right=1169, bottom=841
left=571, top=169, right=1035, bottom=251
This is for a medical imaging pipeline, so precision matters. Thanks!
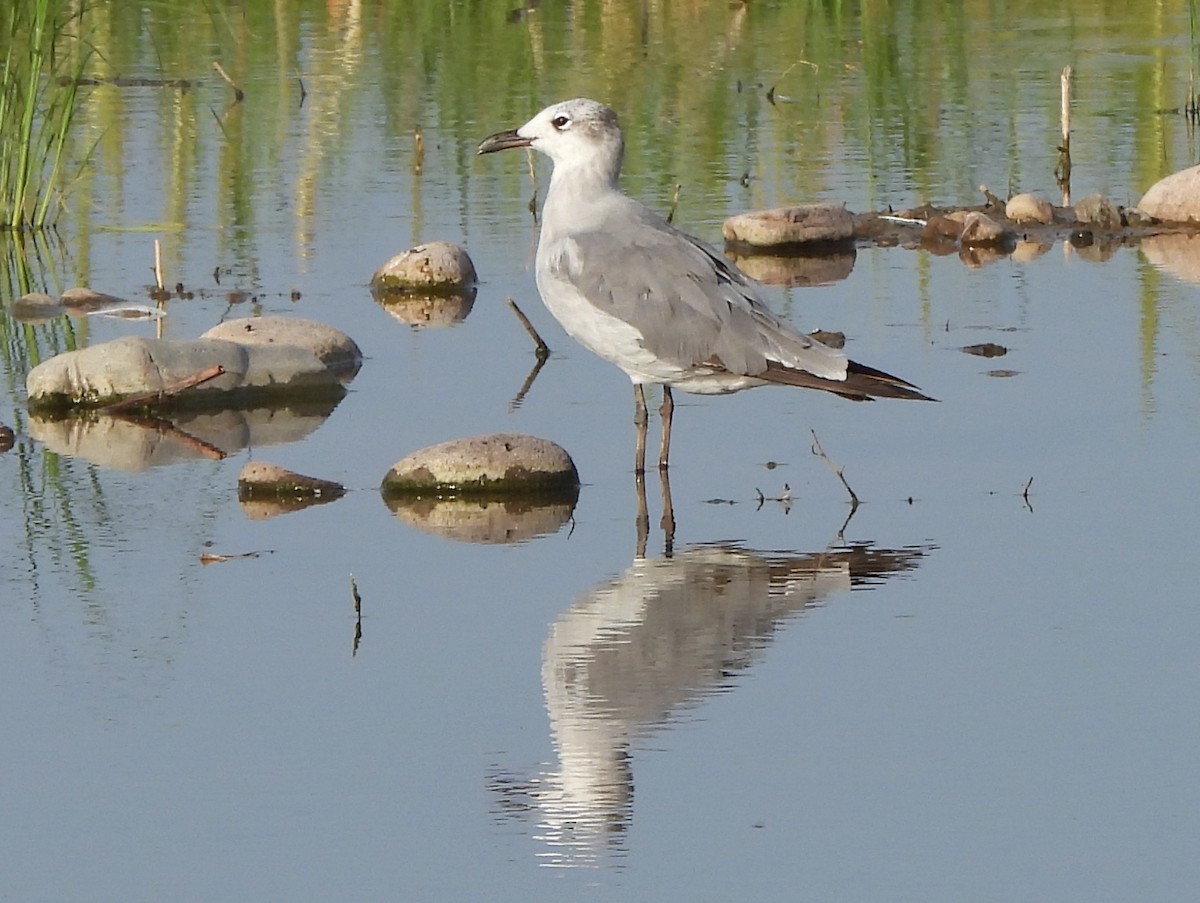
left=413, top=129, right=424, bottom=175
left=350, top=574, right=363, bottom=657
left=211, top=61, right=244, bottom=101
left=297, top=77, right=307, bottom=107
left=811, top=429, right=859, bottom=511
left=667, top=183, right=682, bottom=224
left=200, top=549, right=272, bottom=565
left=1022, top=476, right=1034, bottom=512
left=100, top=364, right=225, bottom=413
left=507, top=298, right=550, bottom=359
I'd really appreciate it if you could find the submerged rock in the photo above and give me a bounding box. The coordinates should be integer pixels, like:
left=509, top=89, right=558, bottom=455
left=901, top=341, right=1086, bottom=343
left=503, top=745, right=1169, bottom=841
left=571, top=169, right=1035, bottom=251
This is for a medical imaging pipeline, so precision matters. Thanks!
left=372, top=241, right=477, bottom=294
left=1138, top=163, right=1200, bottom=222
left=380, top=433, right=579, bottom=496
left=722, top=203, right=855, bottom=248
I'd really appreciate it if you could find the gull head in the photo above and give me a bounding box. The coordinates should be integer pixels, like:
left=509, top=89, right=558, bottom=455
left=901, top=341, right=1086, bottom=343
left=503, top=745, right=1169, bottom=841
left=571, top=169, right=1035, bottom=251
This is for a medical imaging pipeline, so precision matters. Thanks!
left=478, top=98, right=624, bottom=181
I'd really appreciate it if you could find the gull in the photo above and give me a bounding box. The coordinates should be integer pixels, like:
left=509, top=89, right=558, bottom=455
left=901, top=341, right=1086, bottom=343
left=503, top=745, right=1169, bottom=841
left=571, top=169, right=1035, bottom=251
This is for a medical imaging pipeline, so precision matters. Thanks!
left=478, top=98, right=933, bottom=473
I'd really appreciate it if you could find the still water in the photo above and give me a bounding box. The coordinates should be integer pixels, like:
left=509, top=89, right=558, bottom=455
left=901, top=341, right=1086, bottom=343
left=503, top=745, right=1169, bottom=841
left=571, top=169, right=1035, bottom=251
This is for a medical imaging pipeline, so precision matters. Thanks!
left=2, top=2, right=1199, bottom=900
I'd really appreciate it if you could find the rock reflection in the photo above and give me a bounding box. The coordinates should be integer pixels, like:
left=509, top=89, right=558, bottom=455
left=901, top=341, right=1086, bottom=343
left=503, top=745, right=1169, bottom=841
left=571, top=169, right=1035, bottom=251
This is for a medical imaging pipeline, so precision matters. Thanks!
left=492, top=495, right=930, bottom=866
left=384, top=489, right=578, bottom=544
left=1139, top=232, right=1200, bottom=283
left=29, top=399, right=342, bottom=470
left=371, top=285, right=477, bottom=328
left=724, top=247, right=856, bottom=287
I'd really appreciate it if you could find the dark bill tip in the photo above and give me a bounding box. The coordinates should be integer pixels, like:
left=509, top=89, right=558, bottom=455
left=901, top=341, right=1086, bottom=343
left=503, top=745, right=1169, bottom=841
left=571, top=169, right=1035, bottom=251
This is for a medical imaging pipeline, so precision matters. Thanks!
left=478, top=129, right=532, bottom=155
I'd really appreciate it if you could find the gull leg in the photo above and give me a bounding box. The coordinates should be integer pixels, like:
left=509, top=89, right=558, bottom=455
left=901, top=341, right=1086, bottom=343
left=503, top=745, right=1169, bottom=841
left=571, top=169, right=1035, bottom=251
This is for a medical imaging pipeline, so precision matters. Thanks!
left=634, top=384, right=649, bottom=475
left=634, top=470, right=649, bottom=559
left=658, top=386, right=674, bottom=471
left=658, top=465, right=675, bottom=558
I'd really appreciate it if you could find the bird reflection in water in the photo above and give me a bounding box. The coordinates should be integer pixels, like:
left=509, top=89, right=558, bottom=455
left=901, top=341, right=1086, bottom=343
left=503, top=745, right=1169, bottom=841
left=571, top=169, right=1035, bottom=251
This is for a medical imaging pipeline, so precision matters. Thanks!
left=489, top=471, right=932, bottom=867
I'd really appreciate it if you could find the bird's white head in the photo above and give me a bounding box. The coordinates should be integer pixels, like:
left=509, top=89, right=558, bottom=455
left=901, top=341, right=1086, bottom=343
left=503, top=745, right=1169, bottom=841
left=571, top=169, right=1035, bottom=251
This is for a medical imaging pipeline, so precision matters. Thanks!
left=479, top=98, right=624, bottom=184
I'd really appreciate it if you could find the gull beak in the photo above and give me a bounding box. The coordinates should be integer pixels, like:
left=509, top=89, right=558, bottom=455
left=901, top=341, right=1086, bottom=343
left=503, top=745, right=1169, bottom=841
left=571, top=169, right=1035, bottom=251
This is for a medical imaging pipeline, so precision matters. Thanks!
left=478, top=128, right=532, bottom=155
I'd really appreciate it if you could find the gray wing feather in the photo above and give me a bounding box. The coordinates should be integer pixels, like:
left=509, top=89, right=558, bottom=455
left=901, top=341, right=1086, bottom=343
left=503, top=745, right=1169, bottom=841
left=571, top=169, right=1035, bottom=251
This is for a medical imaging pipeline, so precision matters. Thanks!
left=546, top=212, right=847, bottom=381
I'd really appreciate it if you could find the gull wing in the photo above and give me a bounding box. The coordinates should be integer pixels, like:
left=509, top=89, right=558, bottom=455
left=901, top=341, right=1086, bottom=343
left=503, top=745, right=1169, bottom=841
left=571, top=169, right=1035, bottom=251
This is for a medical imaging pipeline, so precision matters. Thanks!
left=543, top=209, right=848, bottom=382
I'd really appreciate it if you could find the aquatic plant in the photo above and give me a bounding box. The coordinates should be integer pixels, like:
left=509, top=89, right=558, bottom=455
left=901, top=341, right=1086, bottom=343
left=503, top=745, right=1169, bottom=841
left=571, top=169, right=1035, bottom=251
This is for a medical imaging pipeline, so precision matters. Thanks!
left=0, top=0, right=90, bottom=230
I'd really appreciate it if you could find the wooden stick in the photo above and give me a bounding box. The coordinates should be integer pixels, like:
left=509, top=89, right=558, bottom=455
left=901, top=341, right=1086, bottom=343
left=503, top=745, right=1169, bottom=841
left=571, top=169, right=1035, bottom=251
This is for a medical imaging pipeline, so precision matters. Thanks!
left=811, top=429, right=859, bottom=510
left=153, top=239, right=164, bottom=291
left=1056, top=66, right=1073, bottom=205
left=667, top=183, right=682, bottom=223
left=211, top=61, right=244, bottom=101
left=507, top=298, right=550, bottom=359
left=100, top=364, right=225, bottom=412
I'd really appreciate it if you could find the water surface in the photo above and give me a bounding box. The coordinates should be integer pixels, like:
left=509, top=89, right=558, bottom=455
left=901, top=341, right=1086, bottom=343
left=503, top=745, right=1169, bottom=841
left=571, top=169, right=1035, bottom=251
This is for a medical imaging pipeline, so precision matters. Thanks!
left=2, top=2, right=1199, bottom=901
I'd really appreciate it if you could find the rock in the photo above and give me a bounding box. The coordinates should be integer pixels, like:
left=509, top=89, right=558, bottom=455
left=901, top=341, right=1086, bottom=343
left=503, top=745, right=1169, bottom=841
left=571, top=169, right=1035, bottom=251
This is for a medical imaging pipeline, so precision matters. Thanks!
left=0, top=423, right=14, bottom=453
left=372, top=241, right=477, bottom=294
left=380, top=433, right=579, bottom=496
left=921, top=215, right=965, bottom=244
left=237, top=461, right=346, bottom=498
left=27, top=336, right=345, bottom=412
left=809, top=329, right=845, bottom=349
left=951, top=211, right=1016, bottom=248
left=1138, top=163, right=1200, bottom=222
left=1005, top=193, right=1055, bottom=224
left=60, top=287, right=130, bottom=312
left=722, top=203, right=855, bottom=247
left=1123, top=207, right=1156, bottom=227
left=237, top=461, right=345, bottom=518
left=10, top=292, right=64, bottom=323
left=202, top=316, right=362, bottom=378
left=960, top=343, right=1008, bottom=358
left=1074, top=194, right=1122, bottom=229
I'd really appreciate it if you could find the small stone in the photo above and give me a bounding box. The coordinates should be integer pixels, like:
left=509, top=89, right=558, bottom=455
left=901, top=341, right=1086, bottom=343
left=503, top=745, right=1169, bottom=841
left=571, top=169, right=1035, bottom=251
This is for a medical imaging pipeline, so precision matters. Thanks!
left=960, top=343, right=1008, bottom=358
left=722, top=203, right=855, bottom=247
left=1073, top=194, right=1122, bottom=229
left=372, top=241, right=477, bottom=294
left=60, top=287, right=130, bottom=312
left=237, top=461, right=346, bottom=498
left=953, top=211, right=1016, bottom=247
left=1005, top=193, right=1055, bottom=224
left=1138, top=163, right=1200, bottom=222
left=380, top=433, right=579, bottom=496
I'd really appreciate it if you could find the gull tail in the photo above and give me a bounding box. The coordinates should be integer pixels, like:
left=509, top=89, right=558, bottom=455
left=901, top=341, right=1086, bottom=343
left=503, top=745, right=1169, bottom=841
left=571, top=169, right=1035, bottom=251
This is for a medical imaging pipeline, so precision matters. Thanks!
left=762, top=359, right=936, bottom=402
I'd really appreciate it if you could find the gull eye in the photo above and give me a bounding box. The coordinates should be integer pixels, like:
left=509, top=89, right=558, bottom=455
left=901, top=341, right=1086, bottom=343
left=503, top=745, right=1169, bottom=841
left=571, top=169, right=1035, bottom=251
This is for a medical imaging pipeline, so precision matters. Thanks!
left=551, top=114, right=570, bottom=130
